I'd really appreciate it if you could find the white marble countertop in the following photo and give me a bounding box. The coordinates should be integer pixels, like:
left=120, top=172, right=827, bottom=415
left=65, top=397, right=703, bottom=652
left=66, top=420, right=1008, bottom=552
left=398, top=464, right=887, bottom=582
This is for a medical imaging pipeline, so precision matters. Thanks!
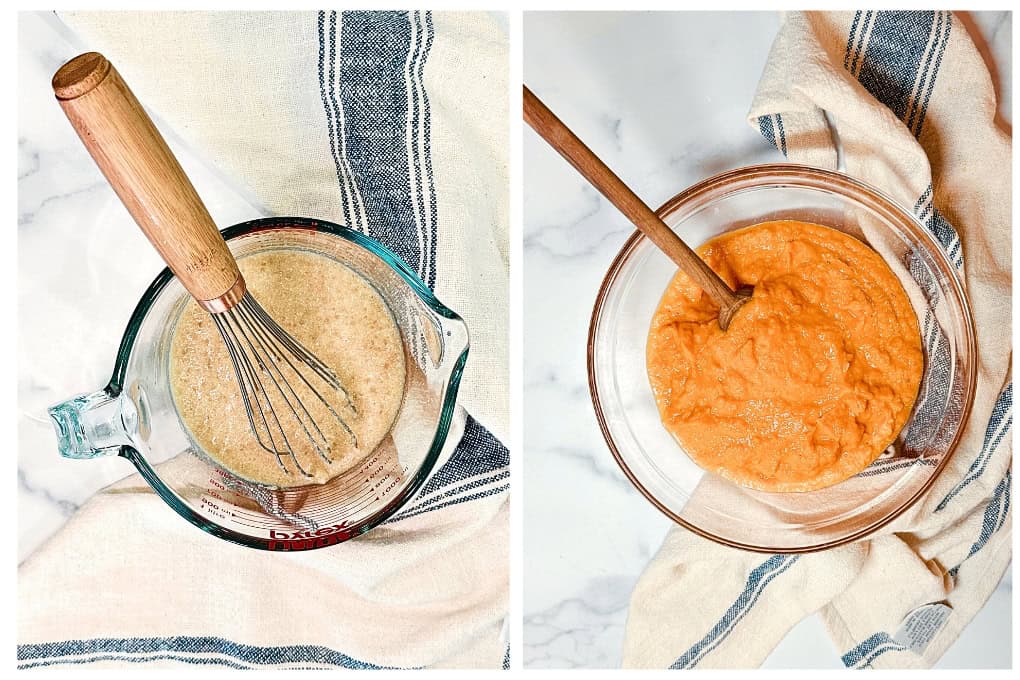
left=18, top=11, right=268, bottom=561
left=522, top=11, right=1011, bottom=669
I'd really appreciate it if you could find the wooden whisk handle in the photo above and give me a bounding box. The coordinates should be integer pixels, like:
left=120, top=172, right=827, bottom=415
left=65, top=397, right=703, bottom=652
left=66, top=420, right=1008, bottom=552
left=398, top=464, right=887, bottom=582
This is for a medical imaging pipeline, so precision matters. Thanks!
left=52, top=52, right=243, bottom=311
left=523, top=85, right=749, bottom=329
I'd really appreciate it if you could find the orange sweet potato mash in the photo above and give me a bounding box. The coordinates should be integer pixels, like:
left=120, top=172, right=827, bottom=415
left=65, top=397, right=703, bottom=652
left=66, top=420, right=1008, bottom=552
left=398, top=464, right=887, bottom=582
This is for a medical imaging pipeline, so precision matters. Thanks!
left=646, top=220, right=923, bottom=493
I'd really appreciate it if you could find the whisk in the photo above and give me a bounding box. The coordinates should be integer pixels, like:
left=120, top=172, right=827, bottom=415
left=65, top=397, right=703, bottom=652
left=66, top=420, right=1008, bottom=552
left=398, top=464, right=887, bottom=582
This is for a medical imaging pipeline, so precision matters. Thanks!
left=52, top=52, right=355, bottom=478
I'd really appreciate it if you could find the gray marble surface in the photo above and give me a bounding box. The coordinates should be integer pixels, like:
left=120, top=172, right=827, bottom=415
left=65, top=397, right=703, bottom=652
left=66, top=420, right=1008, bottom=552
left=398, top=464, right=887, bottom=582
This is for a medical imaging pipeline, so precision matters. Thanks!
left=522, top=10, right=1011, bottom=669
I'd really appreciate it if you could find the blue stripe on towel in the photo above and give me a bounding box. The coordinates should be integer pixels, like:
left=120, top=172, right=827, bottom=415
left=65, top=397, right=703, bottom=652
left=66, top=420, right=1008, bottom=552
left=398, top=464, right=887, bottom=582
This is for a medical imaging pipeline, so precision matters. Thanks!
left=935, top=383, right=1013, bottom=511
left=317, top=11, right=356, bottom=230
left=399, top=469, right=510, bottom=516
left=947, top=469, right=1012, bottom=579
left=416, top=415, right=510, bottom=498
left=912, top=183, right=964, bottom=269
left=17, top=637, right=392, bottom=669
left=911, top=13, right=951, bottom=137
left=948, top=237, right=962, bottom=266
left=420, top=11, right=438, bottom=287
left=335, top=10, right=413, bottom=269
left=315, top=10, right=438, bottom=289
left=20, top=654, right=252, bottom=670
left=775, top=113, right=787, bottom=156
left=845, top=10, right=874, bottom=76
left=907, top=252, right=939, bottom=306
left=843, top=11, right=863, bottom=71
left=902, top=309, right=952, bottom=449
left=408, top=10, right=439, bottom=288
left=902, top=11, right=944, bottom=133
left=757, top=115, right=776, bottom=150
left=388, top=483, right=509, bottom=523
left=841, top=632, right=907, bottom=668
left=917, top=197, right=934, bottom=223
left=926, top=208, right=962, bottom=268
left=854, top=9, right=938, bottom=120
left=843, top=11, right=952, bottom=139
left=854, top=457, right=938, bottom=478
left=756, top=114, right=787, bottom=157
left=670, top=555, right=799, bottom=669
left=913, top=184, right=933, bottom=215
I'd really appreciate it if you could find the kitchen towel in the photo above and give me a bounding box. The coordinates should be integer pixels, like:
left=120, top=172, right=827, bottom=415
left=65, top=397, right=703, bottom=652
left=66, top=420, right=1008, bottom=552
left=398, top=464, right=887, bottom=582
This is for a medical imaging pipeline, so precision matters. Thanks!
left=18, top=10, right=509, bottom=670
left=623, top=10, right=1010, bottom=669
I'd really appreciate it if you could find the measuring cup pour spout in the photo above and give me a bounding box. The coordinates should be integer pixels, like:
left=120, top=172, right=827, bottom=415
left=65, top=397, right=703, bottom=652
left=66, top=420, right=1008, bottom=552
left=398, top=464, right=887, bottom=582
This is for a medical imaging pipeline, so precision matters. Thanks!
left=48, top=390, right=140, bottom=460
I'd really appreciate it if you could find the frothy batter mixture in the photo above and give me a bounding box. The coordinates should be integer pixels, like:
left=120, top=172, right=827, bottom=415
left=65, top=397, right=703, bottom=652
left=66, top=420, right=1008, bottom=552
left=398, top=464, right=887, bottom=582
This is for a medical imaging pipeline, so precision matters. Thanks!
left=646, top=220, right=923, bottom=493
left=170, top=249, right=405, bottom=487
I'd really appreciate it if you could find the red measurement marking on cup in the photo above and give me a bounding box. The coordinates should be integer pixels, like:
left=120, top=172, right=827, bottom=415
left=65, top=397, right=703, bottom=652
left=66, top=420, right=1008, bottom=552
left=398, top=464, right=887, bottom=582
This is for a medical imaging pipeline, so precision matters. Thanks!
left=331, top=488, right=378, bottom=521
left=197, top=456, right=412, bottom=550
left=267, top=526, right=354, bottom=550
left=374, top=473, right=400, bottom=496
left=198, top=496, right=231, bottom=523
left=198, top=495, right=291, bottom=531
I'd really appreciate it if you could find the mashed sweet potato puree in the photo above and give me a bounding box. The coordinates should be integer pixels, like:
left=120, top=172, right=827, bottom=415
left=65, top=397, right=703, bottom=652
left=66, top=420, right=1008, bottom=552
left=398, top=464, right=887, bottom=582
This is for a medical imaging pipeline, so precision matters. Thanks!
left=646, top=220, right=923, bottom=493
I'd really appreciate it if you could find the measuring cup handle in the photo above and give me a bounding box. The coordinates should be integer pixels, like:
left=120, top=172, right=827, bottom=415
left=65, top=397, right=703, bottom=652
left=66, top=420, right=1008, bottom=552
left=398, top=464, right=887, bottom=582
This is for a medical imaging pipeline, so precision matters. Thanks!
left=48, top=390, right=139, bottom=460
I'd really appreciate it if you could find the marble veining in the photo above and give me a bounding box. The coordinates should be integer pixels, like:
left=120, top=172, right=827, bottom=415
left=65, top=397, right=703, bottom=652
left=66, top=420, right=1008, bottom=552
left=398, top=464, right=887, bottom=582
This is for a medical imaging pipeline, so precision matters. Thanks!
left=18, top=468, right=78, bottom=517
left=523, top=10, right=1011, bottom=669
left=523, top=577, right=633, bottom=669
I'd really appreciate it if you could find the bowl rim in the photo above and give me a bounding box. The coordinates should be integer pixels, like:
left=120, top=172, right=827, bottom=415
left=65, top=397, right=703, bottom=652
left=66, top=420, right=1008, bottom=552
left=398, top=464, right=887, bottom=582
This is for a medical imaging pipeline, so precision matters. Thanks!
left=587, top=162, right=978, bottom=554
left=107, top=216, right=469, bottom=551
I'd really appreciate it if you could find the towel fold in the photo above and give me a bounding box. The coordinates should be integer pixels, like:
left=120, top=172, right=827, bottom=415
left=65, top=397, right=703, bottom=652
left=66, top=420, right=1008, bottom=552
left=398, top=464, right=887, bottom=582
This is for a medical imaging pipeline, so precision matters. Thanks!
left=18, top=10, right=509, bottom=670
left=623, top=10, right=1010, bottom=669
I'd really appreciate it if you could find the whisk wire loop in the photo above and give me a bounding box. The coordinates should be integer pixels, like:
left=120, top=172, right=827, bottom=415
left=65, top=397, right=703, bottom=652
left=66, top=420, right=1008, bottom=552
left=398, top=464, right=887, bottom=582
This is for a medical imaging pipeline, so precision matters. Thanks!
left=213, top=311, right=308, bottom=477
left=237, top=296, right=358, bottom=442
left=248, top=299, right=355, bottom=407
left=210, top=291, right=356, bottom=478
left=231, top=303, right=333, bottom=463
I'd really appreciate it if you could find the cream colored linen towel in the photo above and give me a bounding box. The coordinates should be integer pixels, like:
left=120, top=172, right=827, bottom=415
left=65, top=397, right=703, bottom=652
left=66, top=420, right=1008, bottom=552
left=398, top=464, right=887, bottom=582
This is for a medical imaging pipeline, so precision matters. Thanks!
left=18, top=11, right=508, bottom=669
left=624, top=11, right=1010, bottom=669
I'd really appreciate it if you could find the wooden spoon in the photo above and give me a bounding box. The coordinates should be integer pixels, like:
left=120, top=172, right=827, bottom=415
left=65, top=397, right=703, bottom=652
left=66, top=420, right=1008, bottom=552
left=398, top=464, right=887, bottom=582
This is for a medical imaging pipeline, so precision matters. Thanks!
left=524, top=85, right=751, bottom=330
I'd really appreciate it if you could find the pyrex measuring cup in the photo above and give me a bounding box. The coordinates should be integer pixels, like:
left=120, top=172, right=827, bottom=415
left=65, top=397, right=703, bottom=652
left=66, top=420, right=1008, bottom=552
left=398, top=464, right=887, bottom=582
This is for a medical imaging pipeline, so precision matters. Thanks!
left=49, top=217, right=469, bottom=551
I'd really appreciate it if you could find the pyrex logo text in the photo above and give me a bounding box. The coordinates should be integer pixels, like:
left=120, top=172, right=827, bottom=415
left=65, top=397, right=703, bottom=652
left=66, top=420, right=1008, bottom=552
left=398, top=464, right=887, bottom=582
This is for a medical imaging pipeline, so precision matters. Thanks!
left=267, top=524, right=351, bottom=551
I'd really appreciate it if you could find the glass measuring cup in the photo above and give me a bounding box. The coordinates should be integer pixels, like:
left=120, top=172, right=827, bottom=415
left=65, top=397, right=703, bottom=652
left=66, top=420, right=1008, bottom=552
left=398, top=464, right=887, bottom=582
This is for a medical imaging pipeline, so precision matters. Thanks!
left=48, top=217, right=469, bottom=551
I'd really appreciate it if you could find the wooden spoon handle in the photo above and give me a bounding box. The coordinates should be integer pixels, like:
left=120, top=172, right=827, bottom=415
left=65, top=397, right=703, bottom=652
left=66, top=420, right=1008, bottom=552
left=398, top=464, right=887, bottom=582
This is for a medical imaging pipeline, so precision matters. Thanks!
left=524, top=85, right=749, bottom=328
left=52, top=52, right=243, bottom=311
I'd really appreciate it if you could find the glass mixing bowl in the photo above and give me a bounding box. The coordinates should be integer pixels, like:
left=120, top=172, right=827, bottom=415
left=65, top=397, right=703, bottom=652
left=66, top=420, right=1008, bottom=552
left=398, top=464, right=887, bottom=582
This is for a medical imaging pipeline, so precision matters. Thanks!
left=49, top=217, right=469, bottom=551
left=588, top=164, right=976, bottom=553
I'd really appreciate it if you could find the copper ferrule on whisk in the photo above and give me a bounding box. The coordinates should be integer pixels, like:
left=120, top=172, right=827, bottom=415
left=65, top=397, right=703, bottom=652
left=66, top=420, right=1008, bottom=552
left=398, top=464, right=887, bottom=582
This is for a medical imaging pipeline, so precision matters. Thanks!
left=198, top=275, right=247, bottom=314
